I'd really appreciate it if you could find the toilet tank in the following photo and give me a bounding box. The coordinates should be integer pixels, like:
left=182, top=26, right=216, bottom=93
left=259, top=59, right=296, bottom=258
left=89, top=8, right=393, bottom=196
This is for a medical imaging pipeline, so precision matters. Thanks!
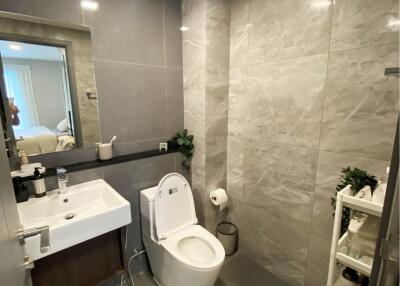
left=140, top=186, right=157, bottom=242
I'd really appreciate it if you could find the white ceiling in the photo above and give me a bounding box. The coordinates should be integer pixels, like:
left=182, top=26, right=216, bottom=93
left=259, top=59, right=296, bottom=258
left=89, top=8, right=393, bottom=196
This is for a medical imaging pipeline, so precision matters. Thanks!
left=0, top=40, right=64, bottom=61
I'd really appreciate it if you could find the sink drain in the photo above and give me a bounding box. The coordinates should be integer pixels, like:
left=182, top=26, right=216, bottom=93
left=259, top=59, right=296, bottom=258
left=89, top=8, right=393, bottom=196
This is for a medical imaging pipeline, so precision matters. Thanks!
left=65, top=213, right=75, bottom=220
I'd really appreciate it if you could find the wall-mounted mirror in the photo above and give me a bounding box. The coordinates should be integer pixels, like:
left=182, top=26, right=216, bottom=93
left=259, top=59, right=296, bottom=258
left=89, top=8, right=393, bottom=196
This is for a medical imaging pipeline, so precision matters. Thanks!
left=0, top=16, right=100, bottom=158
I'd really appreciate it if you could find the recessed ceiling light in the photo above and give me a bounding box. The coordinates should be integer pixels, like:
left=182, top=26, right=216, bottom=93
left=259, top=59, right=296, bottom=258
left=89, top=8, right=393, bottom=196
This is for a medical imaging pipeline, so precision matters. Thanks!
left=180, top=26, right=190, bottom=32
left=310, top=0, right=332, bottom=9
left=81, top=0, right=98, bottom=11
left=8, top=43, right=22, bottom=51
left=387, top=18, right=400, bottom=30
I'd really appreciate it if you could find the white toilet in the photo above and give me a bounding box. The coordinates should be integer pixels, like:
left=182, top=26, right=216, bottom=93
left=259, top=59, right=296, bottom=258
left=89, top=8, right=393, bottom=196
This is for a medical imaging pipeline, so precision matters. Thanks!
left=140, top=173, right=225, bottom=286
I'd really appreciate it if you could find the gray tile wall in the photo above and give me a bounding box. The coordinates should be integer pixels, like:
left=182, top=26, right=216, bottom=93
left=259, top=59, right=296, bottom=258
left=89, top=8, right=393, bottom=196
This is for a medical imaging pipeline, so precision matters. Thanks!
left=226, top=0, right=399, bottom=285
left=182, top=0, right=207, bottom=229
left=0, top=0, right=184, bottom=156
left=182, top=0, right=230, bottom=231
left=0, top=0, right=184, bottom=280
left=84, top=0, right=184, bottom=146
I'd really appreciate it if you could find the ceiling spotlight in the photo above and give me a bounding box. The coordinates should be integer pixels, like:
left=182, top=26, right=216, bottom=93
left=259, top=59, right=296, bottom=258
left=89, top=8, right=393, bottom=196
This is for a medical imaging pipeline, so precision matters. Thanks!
left=180, top=26, right=190, bottom=32
left=81, top=0, right=98, bottom=11
left=387, top=18, right=400, bottom=30
left=8, top=43, right=22, bottom=51
left=310, top=0, right=332, bottom=9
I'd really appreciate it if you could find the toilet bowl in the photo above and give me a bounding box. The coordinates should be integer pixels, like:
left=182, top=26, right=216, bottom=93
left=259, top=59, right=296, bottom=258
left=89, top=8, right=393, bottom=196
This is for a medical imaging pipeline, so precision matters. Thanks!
left=140, top=173, right=225, bottom=286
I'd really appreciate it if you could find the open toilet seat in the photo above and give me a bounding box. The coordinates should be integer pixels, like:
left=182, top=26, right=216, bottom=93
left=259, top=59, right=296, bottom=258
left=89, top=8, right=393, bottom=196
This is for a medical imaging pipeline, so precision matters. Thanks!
left=161, top=225, right=225, bottom=271
left=141, top=173, right=225, bottom=286
left=152, top=173, right=225, bottom=272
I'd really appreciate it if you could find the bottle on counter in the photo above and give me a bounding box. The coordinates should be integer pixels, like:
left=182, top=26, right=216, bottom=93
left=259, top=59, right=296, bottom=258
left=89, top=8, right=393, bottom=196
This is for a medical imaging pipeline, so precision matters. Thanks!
left=20, top=150, right=29, bottom=166
left=32, top=167, right=46, bottom=198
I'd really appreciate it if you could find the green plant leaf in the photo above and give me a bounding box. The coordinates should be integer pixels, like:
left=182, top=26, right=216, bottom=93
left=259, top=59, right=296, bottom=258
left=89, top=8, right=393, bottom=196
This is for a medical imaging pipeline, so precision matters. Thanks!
left=332, top=166, right=377, bottom=236
left=169, top=129, right=195, bottom=165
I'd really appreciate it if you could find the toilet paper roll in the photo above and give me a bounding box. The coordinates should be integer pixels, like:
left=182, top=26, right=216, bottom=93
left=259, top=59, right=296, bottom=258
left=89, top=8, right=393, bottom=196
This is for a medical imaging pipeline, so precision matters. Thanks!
left=210, top=188, right=228, bottom=211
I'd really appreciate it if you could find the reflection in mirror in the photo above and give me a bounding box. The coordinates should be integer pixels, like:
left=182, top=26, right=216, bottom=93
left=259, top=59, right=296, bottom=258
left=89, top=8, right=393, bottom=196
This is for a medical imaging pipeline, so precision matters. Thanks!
left=1, top=41, right=77, bottom=155
left=0, top=17, right=101, bottom=158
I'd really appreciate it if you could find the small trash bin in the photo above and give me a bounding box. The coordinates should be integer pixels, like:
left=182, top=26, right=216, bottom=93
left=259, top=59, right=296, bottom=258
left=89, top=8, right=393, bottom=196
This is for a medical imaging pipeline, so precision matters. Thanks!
left=216, top=222, right=238, bottom=256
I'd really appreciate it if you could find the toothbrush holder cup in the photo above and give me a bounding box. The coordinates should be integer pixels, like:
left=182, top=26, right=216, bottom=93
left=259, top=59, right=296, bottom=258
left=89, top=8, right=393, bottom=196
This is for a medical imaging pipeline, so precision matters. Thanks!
left=98, top=143, right=113, bottom=160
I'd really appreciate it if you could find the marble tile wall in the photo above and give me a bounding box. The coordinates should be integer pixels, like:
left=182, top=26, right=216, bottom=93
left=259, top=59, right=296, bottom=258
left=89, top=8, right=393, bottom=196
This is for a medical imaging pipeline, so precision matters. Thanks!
left=182, top=0, right=230, bottom=232
left=182, top=0, right=207, bottom=227
left=227, top=0, right=399, bottom=285
left=307, top=0, right=399, bottom=284
left=0, top=0, right=184, bottom=280
left=205, top=0, right=230, bottom=229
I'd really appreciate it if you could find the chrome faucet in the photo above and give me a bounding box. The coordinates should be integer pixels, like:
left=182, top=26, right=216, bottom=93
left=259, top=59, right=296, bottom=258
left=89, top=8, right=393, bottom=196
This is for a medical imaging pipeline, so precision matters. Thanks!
left=56, top=167, right=68, bottom=194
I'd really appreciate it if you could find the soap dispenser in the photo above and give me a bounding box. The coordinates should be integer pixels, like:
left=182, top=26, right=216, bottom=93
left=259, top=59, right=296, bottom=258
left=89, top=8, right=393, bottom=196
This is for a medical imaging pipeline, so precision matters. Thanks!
left=32, top=167, right=46, bottom=197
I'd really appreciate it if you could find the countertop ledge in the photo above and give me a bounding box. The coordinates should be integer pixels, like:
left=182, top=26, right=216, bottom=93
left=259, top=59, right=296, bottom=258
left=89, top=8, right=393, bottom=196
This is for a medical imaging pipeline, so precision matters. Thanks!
left=16, top=148, right=179, bottom=181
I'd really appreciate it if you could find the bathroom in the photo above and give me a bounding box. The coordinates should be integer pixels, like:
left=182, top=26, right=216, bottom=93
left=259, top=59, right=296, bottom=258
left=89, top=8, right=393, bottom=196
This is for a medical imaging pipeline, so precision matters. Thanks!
left=0, top=0, right=398, bottom=285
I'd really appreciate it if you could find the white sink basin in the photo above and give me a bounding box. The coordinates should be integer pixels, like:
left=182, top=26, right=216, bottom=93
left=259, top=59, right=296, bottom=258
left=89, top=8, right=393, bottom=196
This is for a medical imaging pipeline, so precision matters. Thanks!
left=18, top=179, right=131, bottom=260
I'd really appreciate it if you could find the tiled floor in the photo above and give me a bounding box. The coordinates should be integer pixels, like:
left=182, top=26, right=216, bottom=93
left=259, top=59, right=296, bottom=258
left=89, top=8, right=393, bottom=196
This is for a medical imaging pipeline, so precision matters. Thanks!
left=129, top=253, right=288, bottom=286
left=131, top=273, right=158, bottom=286
left=216, top=254, right=288, bottom=286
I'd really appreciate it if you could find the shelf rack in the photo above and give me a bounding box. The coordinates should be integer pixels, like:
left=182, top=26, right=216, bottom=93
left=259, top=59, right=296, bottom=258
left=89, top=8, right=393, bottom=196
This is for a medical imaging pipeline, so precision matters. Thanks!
left=326, top=184, right=383, bottom=286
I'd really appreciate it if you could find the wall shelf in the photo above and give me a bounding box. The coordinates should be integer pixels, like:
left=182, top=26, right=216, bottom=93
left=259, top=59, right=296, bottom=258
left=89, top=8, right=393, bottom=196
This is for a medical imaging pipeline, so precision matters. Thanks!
left=339, top=185, right=383, bottom=217
left=326, top=184, right=383, bottom=286
left=335, top=232, right=374, bottom=276
left=14, top=148, right=179, bottom=182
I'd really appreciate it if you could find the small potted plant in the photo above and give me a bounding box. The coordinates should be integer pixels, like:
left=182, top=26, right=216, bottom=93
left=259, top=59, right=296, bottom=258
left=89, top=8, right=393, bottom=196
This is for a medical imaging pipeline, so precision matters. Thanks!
left=168, top=129, right=194, bottom=170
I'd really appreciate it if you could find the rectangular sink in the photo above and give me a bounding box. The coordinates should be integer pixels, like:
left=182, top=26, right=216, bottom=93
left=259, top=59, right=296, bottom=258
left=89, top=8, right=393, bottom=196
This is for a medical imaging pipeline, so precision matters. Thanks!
left=18, top=179, right=131, bottom=260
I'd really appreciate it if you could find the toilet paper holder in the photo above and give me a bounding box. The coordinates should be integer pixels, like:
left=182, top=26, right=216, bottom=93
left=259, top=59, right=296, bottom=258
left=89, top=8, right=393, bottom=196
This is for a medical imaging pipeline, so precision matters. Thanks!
left=210, top=188, right=228, bottom=211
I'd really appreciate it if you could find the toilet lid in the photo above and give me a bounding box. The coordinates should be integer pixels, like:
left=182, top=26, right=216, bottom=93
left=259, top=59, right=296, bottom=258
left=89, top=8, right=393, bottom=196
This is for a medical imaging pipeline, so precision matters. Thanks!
left=155, top=173, right=197, bottom=240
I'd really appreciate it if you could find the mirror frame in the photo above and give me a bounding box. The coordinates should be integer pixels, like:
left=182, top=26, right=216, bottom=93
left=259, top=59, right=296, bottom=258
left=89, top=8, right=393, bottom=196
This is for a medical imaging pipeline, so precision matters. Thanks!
left=0, top=32, right=84, bottom=157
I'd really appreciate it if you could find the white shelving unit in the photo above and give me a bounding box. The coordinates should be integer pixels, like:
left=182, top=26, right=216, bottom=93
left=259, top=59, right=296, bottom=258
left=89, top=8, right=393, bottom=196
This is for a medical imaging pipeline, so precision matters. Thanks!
left=326, top=185, right=383, bottom=286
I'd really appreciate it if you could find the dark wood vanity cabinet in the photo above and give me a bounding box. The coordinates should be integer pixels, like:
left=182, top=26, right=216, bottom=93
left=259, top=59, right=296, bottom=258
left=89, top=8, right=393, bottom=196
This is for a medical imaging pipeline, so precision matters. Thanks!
left=31, top=230, right=125, bottom=286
